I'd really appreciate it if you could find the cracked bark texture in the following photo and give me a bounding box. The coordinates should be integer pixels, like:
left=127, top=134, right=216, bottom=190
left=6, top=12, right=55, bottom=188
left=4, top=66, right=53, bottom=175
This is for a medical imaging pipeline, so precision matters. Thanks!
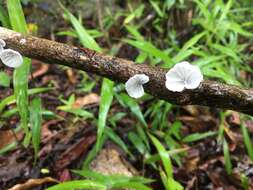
left=0, top=27, right=252, bottom=115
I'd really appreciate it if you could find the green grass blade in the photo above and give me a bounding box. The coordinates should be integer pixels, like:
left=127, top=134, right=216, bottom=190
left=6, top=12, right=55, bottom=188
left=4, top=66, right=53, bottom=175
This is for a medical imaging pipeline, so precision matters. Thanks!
left=7, top=0, right=31, bottom=147
left=105, top=127, right=131, bottom=156
left=73, top=169, right=108, bottom=184
left=7, top=0, right=27, bottom=33
left=149, top=134, right=173, bottom=178
left=59, top=2, right=114, bottom=153
left=167, top=177, right=184, bottom=190
left=194, top=0, right=212, bottom=21
left=30, top=97, right=42, bottom=161
left=0, top=4, right=10, bottom=27
left=58, top=1, right=101, bottom=52
left=240, top=174, right=249, bottom=190
left=82, top=135, right=107, bottom=169
left=0, top=141, right=18, bottom=155
left=46, top=180, right=106, bottom=190
left=13, top=59, right=31, bottom=146
left=96, top=78, right=114, bottom=151
left=111, top=182, right=152, bottom=190
left=212, top=44, right=241, bottom=62
left=123, top=39, right=173, bottom=66
left=218, top=0, right=233, bottom=22
left=0, top=87, right=52, bottom=113
left=181, top=31, right=206, bottom=51
left=73, top=169, right=154, bottom=187
left=0, top=71, right=10, bottom=87
left=241, top=124, right=253, bottom=161
left=128, top=131, right=147, bottom=155
left=116, top=93, right=147, bottom=127
left=182, top=131, right=217, bottom=143
left=223, top=139, right=232, bottom=175
left=145, top=148, right=187, bottom=164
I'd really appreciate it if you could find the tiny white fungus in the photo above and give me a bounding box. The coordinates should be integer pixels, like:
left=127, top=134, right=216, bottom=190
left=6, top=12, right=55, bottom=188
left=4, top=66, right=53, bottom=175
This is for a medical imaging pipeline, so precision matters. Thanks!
left=125, top=74, right=149, bottom=98
left=0, top=49, right=23, bottom=68
left=165, top=61, right=203, bottom=92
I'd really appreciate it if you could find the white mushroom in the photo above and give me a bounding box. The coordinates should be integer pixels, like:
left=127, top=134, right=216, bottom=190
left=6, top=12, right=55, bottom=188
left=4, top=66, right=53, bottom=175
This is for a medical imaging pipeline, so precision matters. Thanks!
left=165, top=61, right=203, bottom=92
left=125, top=74, right=149, bottom=98
left=0, top=39, right=6, bottom=52
left=0, top=49, right=23, bottom=68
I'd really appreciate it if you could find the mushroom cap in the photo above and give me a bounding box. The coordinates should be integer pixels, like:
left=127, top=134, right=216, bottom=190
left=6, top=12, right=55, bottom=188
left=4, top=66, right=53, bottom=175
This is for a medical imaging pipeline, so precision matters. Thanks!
left=165, top=61, right=203, bottom=92
left=125, top=74, right=149, bottom=98
left=0, top=49, right=23, bottom=68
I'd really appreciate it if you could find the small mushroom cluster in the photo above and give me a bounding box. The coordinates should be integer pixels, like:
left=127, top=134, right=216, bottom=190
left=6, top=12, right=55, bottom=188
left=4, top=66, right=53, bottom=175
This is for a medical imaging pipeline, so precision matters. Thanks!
left=125, top=61, right=203, bottom=98
left=0, top=39, right=23, bottom=68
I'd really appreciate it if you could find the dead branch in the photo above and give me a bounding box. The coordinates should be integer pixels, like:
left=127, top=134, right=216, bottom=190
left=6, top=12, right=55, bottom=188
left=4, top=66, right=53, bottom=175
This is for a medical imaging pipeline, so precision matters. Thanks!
left=0, top=27, right=252, bottom=115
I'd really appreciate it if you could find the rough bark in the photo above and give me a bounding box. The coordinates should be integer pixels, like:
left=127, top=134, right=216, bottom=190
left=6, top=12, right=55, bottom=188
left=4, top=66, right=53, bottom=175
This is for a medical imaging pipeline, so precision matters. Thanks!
left=0, top=27, right=252, bottom=115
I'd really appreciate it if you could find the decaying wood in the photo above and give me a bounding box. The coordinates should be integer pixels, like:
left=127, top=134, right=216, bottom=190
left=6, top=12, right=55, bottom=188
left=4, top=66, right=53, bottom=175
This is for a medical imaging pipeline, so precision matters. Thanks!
left=0, top=27, right=252, bottom=115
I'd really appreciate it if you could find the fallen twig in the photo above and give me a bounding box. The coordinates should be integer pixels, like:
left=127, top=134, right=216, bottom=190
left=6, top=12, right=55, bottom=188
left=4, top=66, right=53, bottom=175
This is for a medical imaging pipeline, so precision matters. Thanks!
left=0, top=27, right=252, bottom=115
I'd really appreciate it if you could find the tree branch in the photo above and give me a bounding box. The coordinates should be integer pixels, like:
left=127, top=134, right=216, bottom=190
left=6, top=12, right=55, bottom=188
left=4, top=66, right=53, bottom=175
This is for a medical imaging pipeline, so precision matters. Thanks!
left=0, top=27, right=252, bottom=115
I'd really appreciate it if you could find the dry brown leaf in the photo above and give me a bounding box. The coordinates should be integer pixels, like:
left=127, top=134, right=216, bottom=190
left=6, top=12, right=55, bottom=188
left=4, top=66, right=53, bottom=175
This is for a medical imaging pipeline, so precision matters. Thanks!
left=183, top=105, right=199, bottom=116
left=0, top=130, right=23, bottom=149
left=66, top=68, right=77, bottom=84
left=54, top=134, right=96, bottom=170
left=72, top=93, right=100, bottom=109
left=29, top=61, right=49, bottom=80
left=90, top=143, right=138, bottom=176
left=8, top=177, right=58, bottom=190
left=0, top=154, right=29, bottom=183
